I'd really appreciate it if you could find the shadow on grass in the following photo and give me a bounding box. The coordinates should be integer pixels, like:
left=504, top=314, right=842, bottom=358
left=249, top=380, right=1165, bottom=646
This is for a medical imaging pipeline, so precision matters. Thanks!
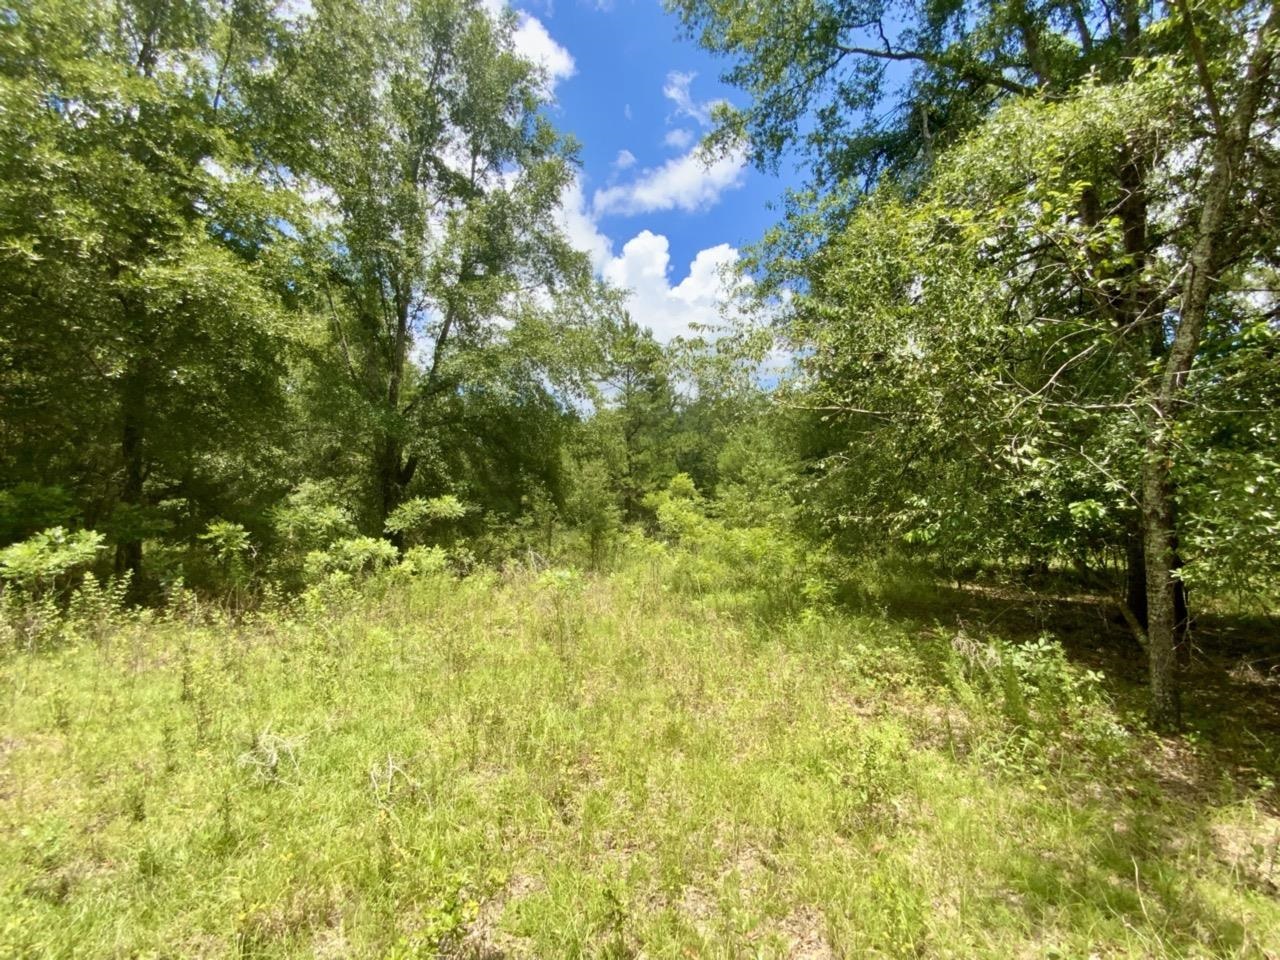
left=862, top=572, right=1280, bottom=799
left=1001, top=798, right=1275, bottom=956
left=817, top=575, right=1279, bottom=955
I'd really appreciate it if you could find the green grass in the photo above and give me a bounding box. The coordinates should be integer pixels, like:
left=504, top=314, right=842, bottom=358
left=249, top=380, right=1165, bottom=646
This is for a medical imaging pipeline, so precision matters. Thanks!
left=1, top=560, right=1277, bottom=958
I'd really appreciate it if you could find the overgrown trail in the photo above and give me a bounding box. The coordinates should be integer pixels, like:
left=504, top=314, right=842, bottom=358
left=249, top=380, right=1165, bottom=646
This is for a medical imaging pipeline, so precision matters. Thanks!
left=2, top=568, right=1277, bottom=957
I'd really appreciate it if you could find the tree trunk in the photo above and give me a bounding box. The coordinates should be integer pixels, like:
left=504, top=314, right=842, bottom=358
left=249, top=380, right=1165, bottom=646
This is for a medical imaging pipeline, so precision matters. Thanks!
left=377, top=436, right=404, bottom=541
left=1124, top=528, right=1147, bottom=630
left=1139, top=1, right=1279, bottom=729
left=1171, top=510, right=1191, bottom=668
left=375, top=294, right=413, bottom=543
left=1141, top=445, right=1180, bottom=730
left=1174, top=572, right=1190, bottom=667
left=375, top=438, right=419, bottom=548
left=115, top=361, right=146, bottom=597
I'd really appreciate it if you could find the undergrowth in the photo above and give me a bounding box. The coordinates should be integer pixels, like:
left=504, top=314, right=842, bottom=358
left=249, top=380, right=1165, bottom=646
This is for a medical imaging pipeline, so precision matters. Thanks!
left=1, top=551, right=1277, bottom=958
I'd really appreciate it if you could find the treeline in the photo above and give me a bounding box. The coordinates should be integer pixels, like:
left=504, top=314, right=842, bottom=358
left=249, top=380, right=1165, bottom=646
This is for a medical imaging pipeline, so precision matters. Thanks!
left=0, top=0, right=760, bottom=594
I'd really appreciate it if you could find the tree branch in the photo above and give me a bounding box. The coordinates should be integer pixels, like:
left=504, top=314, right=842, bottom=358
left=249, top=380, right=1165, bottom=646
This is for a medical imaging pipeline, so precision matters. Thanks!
left=833, top=43, right=1036, bottom=96
left=1174, top=0, right=1224, bottom=133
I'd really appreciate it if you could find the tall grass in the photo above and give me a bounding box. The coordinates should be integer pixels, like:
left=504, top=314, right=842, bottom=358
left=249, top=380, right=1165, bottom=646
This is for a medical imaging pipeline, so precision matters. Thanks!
left=1, top=552, right=1276, bottom=958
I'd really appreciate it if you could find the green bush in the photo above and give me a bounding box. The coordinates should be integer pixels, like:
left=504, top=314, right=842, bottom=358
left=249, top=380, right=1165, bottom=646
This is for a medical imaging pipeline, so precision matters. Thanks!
left=384, top=495, right=471, bottom=547
left=304, top=536, right=399, bottom=581
left=642, top=475, right=838, bottom=622
left=0, top=484, right=77, bottom=545
left=270, top=481, right=358, bottom=585
left=945, top=632, right=1129, bottom=771
left=0, top=527, right=106, bottom=599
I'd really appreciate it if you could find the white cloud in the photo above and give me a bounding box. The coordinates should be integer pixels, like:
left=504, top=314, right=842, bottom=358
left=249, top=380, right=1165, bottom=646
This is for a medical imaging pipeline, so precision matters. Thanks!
left=553, top=184, right=750, bottom=343
left=613, top=149, right=637, bottom=170
left=601, top=230, right=749, bottom=343
left=591, top=144, right=747, bottom=217
left=556, top=179, right=614, bottom=273
left=479, top=0, right=574, bottom=93
left=672, top=243, right=741, bottom=306
left=662, top=70, right=726, bottom=129
left=664, top=128, right=694, bottom=150
left=511, top=12, right=575, bottom=92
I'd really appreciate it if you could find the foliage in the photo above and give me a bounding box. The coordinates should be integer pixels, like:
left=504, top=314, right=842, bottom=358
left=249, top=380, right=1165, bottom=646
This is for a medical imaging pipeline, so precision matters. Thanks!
left=0, top=0, right=297, bottom=588
left=674, top=0, right=1280, bottom=724
left=0, top=527, right=105, bottom=597
left=384, top=495, right=471, bottom=546
left=264, top=0, right=610, bottom=534
left=304, top=536, right=400, bottom=581
left=396, top=545, right=451, bottom=578
left=2, top=0, right=1278, bottom=737
left=563, top=458, right=621, bottom=569
left=645, top=474, right=838, bottom=623
left=198, top=521, right=252, bottom=565
left=197, top=520, right=255, bottom=603
left=0, top=484, right=76, bottom=545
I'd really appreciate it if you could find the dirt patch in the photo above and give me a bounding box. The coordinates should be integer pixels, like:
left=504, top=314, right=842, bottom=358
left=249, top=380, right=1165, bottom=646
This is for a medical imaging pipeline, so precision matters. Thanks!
left=1211, top=812, right=1280, bottom=895
left=460, top=873, right=543, bottom=959
left=778, top=905, right=834, bottom=960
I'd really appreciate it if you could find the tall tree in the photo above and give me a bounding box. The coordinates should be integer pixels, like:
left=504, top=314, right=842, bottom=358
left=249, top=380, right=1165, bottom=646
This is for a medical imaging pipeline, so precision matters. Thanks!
left=265, top=0, right=599, bottom=535
left=0, top=0, right=294, bottom=591
left=599, top=316, right=679, bottom=521
left=676, top=0, right=1280, bottom=726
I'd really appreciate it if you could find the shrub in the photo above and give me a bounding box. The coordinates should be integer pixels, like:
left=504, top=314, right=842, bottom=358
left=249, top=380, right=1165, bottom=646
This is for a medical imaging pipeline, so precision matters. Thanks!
left=198, top=520, right=256, bottom=602
left=642, top=475, right=837, bottom=622
left=945, top=632, right=1129, bottom=771
left=0, top=484, right=77, bottom=545
left=396, top=545, right=450, bottom=577
left=0, top=527, right=106, bottom=599
left=304, top=536, right=399, bottom=581
left=270, top=481, right=358, bottom=585
left=385, top=495, right=471, bottom=547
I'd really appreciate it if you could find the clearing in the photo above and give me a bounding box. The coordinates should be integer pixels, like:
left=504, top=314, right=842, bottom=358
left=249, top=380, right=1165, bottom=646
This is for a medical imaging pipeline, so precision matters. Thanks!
left=1, top=563, right=1278, bottom=958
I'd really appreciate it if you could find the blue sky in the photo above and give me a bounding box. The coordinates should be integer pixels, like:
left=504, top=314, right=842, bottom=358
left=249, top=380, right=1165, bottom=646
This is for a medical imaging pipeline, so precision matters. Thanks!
left=492, top=0, right=801, bottom=341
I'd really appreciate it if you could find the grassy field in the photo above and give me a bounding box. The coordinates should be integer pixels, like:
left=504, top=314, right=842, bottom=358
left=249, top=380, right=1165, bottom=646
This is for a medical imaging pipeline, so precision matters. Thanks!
left=1, top=559, right=1277, bottom=958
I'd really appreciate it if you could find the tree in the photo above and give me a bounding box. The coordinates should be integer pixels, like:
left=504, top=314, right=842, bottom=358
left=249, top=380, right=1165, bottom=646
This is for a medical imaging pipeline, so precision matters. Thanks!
left=263, top=0, right=601, bottom=535
left=597, top=316, right=680, bottom=521
left=677, top=0, right=1280, bottom=726
left=0, top=0, right=294, bottom=593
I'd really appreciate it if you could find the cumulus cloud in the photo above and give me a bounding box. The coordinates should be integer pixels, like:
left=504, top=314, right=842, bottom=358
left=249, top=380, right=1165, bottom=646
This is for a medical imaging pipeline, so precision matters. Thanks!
left=602, top=230, right=748, bottom=343
left=554, top=184, right=749, bottom=343
left=511, top=12, right=575, bottom=91
left=591, top=144, right=747, bottom=217
left=556, top=179, right=613, bottom=273
left=613, top=149, right=637, bottom=171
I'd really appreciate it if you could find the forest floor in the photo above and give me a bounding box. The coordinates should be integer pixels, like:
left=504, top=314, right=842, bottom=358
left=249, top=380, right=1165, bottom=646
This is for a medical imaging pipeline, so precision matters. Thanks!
left=1, top=561, right=1278, bottom=958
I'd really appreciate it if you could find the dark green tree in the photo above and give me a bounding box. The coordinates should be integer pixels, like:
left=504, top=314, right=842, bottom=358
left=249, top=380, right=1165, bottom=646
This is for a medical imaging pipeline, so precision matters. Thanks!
left=0, top=0, right=295, bottom=592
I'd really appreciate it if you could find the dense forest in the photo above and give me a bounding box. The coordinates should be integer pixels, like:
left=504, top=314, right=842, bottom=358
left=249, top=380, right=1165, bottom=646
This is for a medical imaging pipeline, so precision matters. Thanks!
left=2, top=0, right=1279, bottom=955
